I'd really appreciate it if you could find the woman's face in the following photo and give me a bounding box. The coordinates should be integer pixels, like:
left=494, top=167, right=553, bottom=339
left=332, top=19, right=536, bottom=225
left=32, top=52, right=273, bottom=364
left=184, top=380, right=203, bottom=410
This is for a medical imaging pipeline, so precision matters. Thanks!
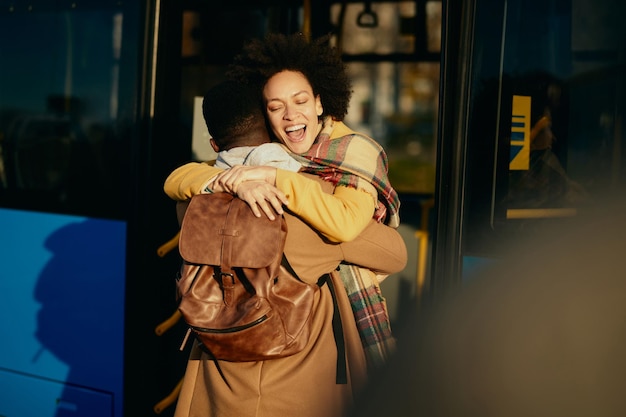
left=263, top=70, right=323, bottom=154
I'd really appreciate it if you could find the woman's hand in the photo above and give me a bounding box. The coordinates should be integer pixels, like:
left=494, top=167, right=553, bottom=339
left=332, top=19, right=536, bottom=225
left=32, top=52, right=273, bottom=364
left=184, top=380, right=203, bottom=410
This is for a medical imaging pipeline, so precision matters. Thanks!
left=212, top=166, right=277, bottom=194
left=235, top=181, right=289, bottom=220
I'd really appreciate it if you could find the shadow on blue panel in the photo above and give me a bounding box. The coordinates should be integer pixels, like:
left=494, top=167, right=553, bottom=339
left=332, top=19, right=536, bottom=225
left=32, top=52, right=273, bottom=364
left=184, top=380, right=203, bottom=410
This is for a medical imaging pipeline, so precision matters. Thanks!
left=37, top=219, right=124, bottom=371
left=0, top=210, right=126, bottom=417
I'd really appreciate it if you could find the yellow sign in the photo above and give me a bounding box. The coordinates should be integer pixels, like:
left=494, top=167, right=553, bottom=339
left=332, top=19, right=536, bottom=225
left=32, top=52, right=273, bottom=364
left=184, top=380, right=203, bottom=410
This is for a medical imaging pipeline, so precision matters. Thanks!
left=510, top=95, right=531, bottom=170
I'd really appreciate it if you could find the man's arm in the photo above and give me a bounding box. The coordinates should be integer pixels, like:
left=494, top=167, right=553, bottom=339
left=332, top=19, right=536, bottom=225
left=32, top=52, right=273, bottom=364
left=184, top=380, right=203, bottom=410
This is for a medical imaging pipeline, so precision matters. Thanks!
left=340, top=220, right=407, bottom=274
left=283, top=217, right=406, bottom=284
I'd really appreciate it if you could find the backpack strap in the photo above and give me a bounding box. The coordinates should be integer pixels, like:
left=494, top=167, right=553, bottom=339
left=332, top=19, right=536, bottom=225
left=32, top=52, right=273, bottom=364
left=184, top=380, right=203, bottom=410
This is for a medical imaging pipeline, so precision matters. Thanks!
left=282, top=256, right=347, bottom=385
left=323, top=273, right=347, bottom=384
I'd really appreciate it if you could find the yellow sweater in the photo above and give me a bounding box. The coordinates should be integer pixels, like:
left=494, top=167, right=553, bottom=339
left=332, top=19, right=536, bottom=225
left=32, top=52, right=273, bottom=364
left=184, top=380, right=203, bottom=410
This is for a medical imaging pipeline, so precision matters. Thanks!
left=164, top=123, right=377, bottom=242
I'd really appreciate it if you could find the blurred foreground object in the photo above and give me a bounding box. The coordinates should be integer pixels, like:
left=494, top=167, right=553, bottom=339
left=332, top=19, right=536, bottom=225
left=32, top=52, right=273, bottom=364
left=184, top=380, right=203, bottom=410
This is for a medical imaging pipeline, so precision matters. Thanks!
left=352, top=196, right=626, bottom=417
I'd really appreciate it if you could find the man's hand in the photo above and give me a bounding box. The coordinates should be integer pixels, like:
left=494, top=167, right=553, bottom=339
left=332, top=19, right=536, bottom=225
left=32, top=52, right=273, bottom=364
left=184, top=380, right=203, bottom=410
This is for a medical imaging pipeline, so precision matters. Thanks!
left=235, top=181, right=289, bottom=220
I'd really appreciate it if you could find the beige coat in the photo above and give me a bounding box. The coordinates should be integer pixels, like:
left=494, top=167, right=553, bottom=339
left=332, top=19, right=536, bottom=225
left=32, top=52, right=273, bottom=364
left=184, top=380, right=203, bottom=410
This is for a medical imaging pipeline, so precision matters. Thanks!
left=173, top=176, right=404, bottom=417
left=174, top=273, right=368, bottom=417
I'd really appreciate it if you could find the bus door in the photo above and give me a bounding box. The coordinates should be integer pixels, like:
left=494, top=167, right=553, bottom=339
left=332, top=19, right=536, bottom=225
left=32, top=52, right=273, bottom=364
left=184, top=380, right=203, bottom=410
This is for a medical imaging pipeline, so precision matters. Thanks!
left=433, top=0, right=626, bottom=292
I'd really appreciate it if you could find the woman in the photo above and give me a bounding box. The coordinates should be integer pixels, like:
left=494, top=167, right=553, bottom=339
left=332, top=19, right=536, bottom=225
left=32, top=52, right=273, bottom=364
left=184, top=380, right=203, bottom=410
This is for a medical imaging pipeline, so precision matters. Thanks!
left=165, top=33, right=402, bottom=417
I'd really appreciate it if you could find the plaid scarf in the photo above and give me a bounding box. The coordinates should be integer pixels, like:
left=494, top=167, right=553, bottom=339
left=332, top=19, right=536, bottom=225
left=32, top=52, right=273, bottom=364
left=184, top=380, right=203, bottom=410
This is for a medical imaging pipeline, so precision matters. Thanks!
left=292, top=118, right=399, bottom=369
left=292, top=118, right=400, bottom=228
left=333, top=264, right=396, bottom=370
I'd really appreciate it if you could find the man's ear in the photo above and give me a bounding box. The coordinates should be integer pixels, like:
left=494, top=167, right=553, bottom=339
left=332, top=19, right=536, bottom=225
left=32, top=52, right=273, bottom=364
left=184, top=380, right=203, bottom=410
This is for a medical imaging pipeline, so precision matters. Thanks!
left=209, top=138, right=220, bottom=152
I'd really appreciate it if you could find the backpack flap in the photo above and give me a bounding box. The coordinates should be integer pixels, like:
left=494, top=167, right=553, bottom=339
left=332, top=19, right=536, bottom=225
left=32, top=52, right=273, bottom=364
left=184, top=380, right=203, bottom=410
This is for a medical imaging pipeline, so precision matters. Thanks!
left=176, top=192, right=315, bottom=361
left=178, top=193, right=287, bottom=268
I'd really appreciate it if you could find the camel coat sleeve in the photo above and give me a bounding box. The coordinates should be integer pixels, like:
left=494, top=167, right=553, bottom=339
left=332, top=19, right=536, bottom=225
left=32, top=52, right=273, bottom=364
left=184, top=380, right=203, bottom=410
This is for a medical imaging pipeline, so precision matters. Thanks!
left=283, top=174, right=406, bottom=283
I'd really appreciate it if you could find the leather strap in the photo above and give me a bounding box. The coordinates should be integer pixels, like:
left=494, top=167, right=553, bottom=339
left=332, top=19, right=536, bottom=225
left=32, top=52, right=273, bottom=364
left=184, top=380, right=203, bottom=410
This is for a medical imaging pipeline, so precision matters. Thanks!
left=282, top=256, right=347, bottom=384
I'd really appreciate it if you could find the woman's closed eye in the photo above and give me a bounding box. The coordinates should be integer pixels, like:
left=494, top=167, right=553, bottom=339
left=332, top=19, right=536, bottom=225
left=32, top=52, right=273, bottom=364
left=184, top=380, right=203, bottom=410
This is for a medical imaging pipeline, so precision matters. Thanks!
left=267, top=102, right=284, bottom=113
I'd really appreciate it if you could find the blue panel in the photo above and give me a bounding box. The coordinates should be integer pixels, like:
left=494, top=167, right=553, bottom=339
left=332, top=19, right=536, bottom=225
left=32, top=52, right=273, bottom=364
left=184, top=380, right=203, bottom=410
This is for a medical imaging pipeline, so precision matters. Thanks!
left=0, top=369, right=113, bottom=417
left=0, top=208, right=126, bottom=417
left=509, top=143, right=524, bottom=161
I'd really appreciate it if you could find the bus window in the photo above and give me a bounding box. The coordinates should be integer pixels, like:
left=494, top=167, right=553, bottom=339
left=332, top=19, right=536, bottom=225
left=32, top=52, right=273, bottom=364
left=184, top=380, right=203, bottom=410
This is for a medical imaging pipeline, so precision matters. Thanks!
left=0, top=3, right=139, bottom=219
left=330, top=1, right=442, bottom=195
left=498, top=0, right=625, bottom=223
left=464, top=0, right=625, bottom=250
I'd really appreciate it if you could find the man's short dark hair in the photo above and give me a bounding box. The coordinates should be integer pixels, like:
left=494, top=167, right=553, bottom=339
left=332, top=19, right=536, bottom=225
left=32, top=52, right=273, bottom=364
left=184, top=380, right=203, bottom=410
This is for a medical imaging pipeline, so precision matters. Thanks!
left=202, top=80, right=266, bottom=150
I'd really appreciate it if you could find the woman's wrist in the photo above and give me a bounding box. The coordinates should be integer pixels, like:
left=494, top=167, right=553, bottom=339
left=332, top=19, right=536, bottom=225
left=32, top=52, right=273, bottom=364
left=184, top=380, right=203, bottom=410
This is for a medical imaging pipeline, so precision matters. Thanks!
left=265, top=167, right=278, bottom=186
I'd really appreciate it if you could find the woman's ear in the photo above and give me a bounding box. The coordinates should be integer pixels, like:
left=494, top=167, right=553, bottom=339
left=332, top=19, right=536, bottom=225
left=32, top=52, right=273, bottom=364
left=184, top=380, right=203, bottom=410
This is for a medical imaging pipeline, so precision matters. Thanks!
left=315, top=95, right=323, bottom=116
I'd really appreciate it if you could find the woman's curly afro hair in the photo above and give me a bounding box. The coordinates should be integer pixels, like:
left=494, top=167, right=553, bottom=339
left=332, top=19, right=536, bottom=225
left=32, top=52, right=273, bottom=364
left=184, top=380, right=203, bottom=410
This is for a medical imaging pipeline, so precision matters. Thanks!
left=226, top=32, right=353, bottom=121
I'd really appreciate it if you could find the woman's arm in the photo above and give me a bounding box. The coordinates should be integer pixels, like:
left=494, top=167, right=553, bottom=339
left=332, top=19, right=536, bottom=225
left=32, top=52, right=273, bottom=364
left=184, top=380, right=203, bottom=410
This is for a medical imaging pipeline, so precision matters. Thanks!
left=274, top=170, right=375, bottom=242
left=165, top=163, right=376, bottom=242
left=164, top=162, right=288, bottom=219
left=163, top=162, right=221, bottom=200
left=219, top=166, right=376, bottom=242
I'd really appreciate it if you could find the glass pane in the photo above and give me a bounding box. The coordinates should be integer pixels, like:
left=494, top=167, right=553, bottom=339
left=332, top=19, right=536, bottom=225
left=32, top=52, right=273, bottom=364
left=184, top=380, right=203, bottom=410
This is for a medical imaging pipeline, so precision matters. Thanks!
left=0, top=3, right=138, bottom=218
left=344, top=61, right=439, bottom=194
left=499, top=0, right=626, bottom=221
left=330, top=2, right=417, bottom=54
left=178, top=5, right=294, bottom=161
left=426, top=1, right=442, bottom=53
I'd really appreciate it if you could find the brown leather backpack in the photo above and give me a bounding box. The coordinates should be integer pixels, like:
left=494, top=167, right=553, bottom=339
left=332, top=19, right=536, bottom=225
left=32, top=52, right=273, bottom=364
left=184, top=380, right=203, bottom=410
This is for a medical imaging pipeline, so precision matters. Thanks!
left=176, top=192, right=317, bottom=361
